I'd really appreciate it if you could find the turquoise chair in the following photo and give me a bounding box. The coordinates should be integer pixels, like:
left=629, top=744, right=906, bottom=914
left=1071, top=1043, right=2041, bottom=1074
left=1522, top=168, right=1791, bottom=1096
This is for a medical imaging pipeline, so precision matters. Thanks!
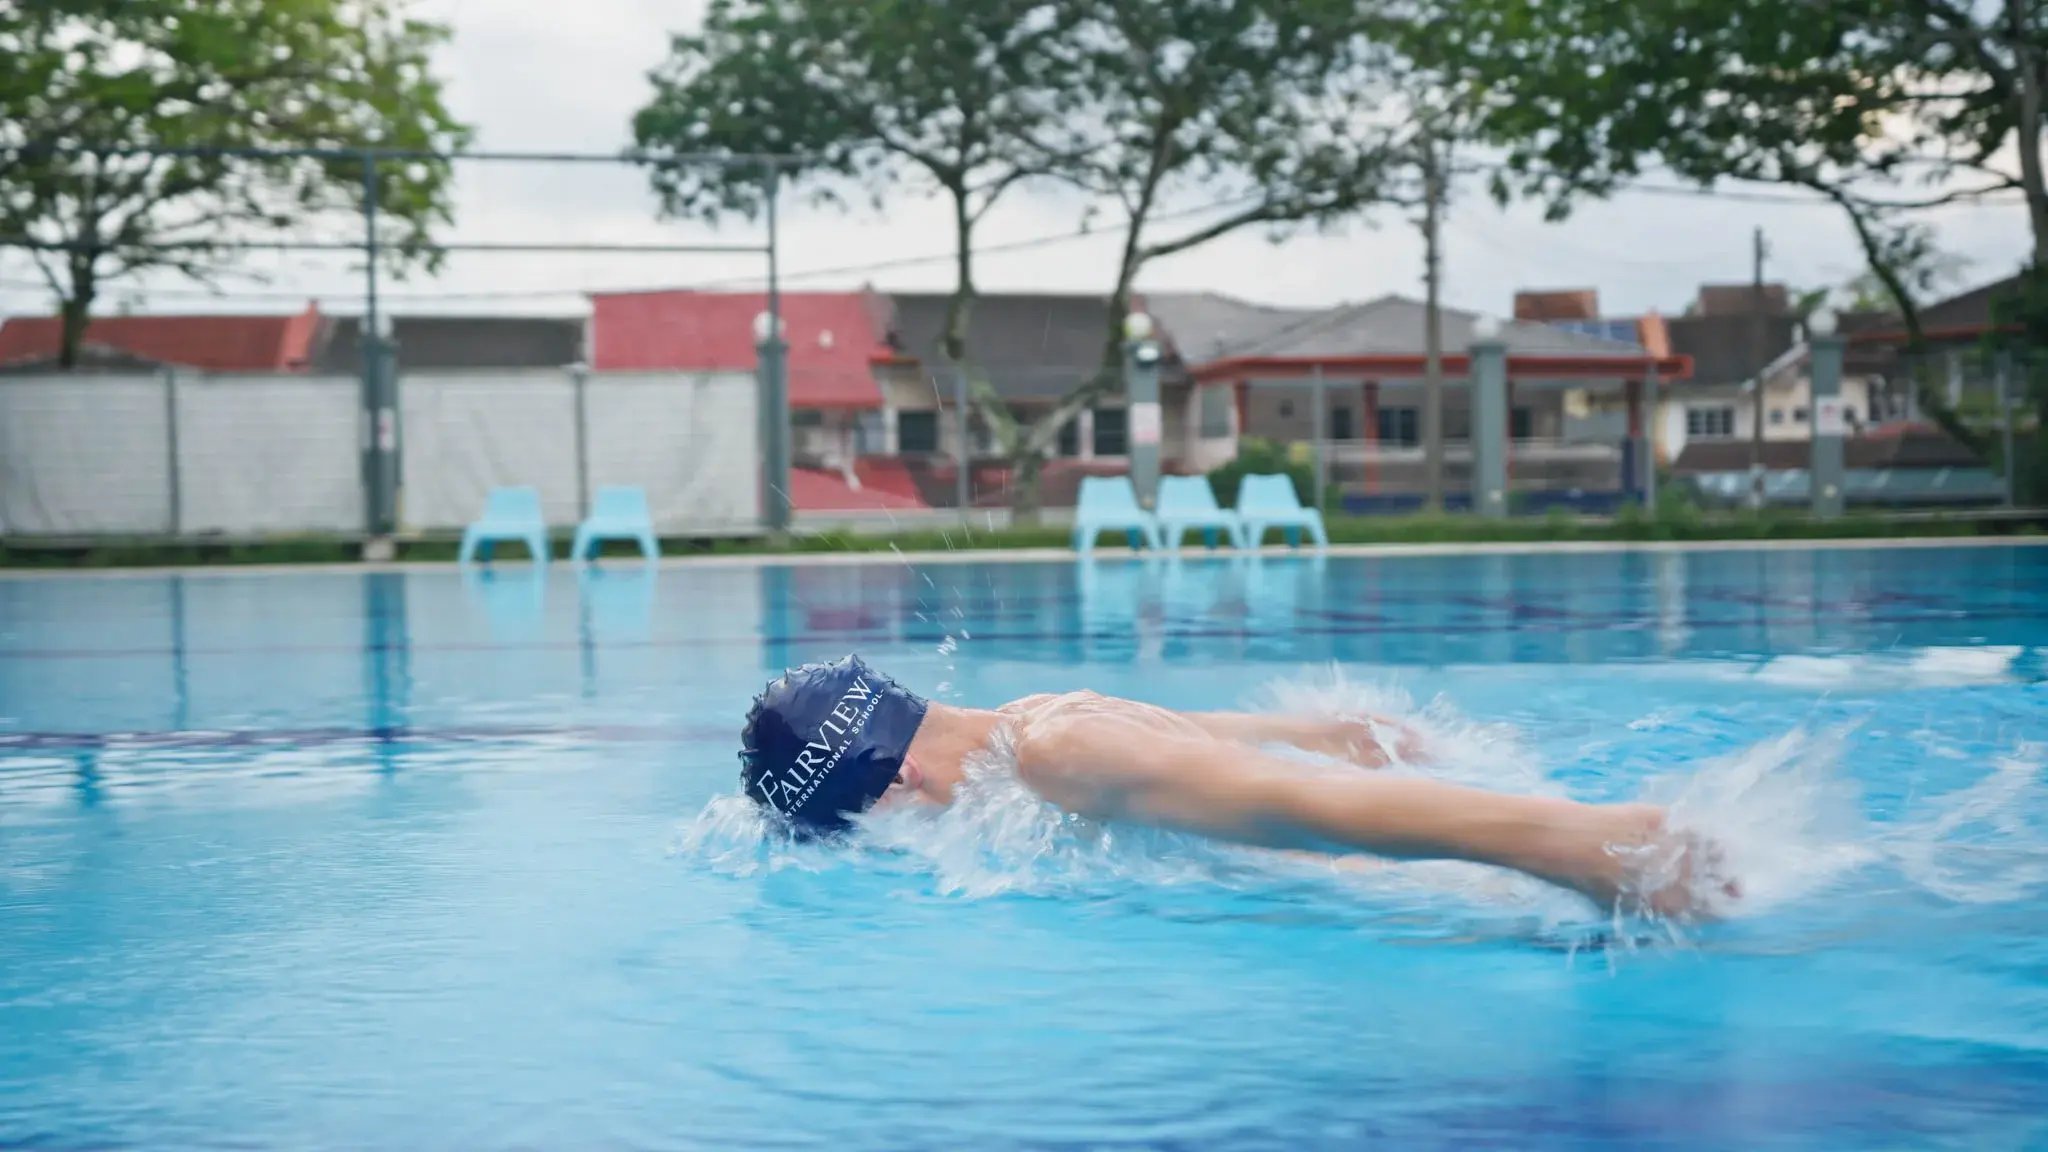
left=458, top=486, right=551, bottom=564
left=571, top=485, right=660, bottom=562
left=1071, top=475, right=1162, bottom=553
left=1155, top=474, right=1248, bottom=550
left=1236, top=473, right=1328, bottom=549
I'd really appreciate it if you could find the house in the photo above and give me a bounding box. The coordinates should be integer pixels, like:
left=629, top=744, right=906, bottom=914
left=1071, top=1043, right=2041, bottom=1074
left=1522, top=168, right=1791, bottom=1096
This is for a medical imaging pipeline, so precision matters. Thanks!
left=0, top=303, right=325, bottom=373
left=875, top=290, right=1222, bottom=508
left=585, top=288, right=921, bottom=512
left=1181, top=293, right=1689, bottom=511
left=1847, top=271, right=2030, bottom=421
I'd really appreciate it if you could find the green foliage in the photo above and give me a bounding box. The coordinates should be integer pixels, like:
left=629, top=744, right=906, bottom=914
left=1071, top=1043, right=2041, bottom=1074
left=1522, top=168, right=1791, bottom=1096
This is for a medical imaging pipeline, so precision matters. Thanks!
left=0, top=0, right=470, bottom=366
left=634, top=0, right=1411, bottom=519
left=1204, top=437, right=1316, bottom=508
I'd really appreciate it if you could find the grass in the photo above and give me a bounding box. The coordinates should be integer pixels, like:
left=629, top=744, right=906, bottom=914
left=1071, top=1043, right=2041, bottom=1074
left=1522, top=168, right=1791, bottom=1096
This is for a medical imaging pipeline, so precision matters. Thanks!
left=2, top=506, right=2038, bottom=570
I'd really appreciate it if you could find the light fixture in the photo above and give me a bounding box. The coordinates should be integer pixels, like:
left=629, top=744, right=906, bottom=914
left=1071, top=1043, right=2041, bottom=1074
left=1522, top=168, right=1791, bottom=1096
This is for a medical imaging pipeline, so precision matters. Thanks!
left=1808, top=307, right=1838, bottom=338
left=752, top=310, right=785, bottom=344
left=1472, top=314, right=1501, bottom=341
left=1123, top=310, right=1155, bottom=343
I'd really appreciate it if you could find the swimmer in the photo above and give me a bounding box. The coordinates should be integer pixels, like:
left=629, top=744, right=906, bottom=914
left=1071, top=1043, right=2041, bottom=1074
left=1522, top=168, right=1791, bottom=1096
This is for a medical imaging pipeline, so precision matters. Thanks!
left=739, top=655, right=1737, bottom=920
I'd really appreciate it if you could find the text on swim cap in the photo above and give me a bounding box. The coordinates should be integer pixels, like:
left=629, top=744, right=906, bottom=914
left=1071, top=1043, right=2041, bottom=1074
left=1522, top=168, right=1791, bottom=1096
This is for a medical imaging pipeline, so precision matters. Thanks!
left=760, top=675, right=879, bottom=813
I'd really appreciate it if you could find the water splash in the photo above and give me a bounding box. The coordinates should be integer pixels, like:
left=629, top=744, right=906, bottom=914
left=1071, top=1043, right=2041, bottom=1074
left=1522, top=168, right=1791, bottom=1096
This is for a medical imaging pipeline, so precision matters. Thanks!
left=675, top=669, right=2048, bottom=947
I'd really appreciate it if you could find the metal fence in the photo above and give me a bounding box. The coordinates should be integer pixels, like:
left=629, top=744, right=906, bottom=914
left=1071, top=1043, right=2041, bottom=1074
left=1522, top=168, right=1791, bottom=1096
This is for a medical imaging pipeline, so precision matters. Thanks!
left=0, top=369, right=760, bottom=540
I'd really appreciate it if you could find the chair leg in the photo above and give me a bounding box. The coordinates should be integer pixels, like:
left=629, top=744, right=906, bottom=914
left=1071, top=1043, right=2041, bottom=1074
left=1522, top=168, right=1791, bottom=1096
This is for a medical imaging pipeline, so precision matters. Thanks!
left=636, top=531, right=658, bottom=560
left=459, top=532, right=478, bottom=565
left=571, top=527, right=592, bottom=563
left=528, top=531, right=550, bottom=562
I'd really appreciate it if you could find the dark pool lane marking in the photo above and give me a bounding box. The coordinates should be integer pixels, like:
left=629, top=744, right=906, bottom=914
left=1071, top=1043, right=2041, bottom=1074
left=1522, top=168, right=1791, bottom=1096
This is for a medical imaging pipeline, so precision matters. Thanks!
left=3, top=604, right=2045, bottom=662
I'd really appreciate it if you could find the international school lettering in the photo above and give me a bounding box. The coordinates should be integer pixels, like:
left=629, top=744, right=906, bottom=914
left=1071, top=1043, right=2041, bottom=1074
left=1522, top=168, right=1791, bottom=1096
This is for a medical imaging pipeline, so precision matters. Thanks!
left=762, top=675, right=879, bottom=812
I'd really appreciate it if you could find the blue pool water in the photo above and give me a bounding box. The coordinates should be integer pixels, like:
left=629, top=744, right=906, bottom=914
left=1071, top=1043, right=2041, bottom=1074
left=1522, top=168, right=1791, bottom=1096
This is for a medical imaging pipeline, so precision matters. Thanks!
left=2, top=544, right=2046, bottom=1150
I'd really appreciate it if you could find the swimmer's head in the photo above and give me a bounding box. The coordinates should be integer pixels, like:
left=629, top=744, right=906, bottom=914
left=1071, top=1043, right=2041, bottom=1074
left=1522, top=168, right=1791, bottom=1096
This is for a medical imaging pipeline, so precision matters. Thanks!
left=738, top=654, right=930, bottom=835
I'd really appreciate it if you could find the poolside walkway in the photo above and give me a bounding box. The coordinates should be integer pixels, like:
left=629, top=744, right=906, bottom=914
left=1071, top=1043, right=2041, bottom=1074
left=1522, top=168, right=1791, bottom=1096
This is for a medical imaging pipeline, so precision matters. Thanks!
left=5, top=533, right=2044, bottom=579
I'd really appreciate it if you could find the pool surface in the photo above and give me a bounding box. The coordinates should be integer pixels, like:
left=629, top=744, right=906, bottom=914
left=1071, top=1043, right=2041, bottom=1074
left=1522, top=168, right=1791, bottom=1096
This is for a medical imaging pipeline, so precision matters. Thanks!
left=3, top=544, right=2046, bottom=1150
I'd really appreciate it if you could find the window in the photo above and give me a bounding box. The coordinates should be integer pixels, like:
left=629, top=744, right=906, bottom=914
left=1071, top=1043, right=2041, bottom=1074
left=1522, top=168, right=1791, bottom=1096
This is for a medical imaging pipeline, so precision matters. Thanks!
left=1793, top=407, right=1809, bottom=423
left=1686, top=407, right=1735, bottom=439
left=1330, top=406, right=1354, bottom=441
left=1277, top=399, right=1295, bottom=419
left=1056, top=415, right=1080, bottom=457
left=854, top=410, right=885, bottom=455
left=1377, top=407, right=1418, bottom=446
left=1769, top=409, right=1785, bottom=426
left=1092, top=407, right=1128, bottom=456
left=1510, top=406, right=1533, bottom=441
left=1198, top=385, right=1232, bottom=438
left=897, top=410, right=939, bottom=453
left=1844, top=407, right=1858, bottom=424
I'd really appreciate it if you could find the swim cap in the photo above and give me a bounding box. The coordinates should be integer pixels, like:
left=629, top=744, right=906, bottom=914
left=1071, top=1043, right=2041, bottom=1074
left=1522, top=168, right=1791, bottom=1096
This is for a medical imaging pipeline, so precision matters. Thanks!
left=738, top=654, right=930, bottom=835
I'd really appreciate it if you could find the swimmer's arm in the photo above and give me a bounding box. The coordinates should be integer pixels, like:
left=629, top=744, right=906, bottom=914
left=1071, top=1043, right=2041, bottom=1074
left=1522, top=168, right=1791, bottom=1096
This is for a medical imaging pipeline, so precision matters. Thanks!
left=1012, top=716, right=1610, bottom=902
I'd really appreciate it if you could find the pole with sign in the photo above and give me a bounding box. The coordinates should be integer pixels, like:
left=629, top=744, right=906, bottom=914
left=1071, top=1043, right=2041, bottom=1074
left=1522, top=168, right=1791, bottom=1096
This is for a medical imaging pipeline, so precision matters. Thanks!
left=1124, top=310, right=1163, bottom=508
left=1808, top=308, right=1846, bottom=519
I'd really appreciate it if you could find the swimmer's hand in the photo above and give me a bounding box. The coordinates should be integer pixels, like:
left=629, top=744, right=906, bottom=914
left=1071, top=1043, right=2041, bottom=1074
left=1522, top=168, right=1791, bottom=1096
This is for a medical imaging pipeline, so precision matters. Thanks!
left=1562, top=804, right=1743, bottom=921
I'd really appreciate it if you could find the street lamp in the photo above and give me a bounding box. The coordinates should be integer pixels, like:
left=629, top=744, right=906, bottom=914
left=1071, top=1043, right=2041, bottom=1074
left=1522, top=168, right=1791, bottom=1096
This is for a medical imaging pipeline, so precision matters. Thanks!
left=754, top=308, right=791, bottom=536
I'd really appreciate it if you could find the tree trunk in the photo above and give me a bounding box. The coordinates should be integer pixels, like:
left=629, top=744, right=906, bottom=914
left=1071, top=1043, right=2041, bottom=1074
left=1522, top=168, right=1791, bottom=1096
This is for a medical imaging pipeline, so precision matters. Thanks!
left=2009, top=0, right=2048, bottom=264
left=1008, top=448, right=1046, bottom=525
left=57, top=254, right=97, bottom=371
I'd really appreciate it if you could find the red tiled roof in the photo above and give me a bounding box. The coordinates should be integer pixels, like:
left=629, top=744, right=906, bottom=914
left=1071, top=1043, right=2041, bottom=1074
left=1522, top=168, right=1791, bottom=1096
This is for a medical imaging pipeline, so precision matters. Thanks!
left=788, top=467, right=930, bottom=511
left=588, top=290, right=886, bottom=409
left=0, top=305, right=323, bottom=371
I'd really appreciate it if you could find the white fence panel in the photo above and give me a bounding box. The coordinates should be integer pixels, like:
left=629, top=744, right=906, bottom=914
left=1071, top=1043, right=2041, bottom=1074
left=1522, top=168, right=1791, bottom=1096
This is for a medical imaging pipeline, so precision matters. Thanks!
left=176, top=373, right=365, bottom=535
left=0, top=375, right=172, bottom=535
left=399, top=371, right=580, bottom=532
left=584, top=370, right=760, bottom=535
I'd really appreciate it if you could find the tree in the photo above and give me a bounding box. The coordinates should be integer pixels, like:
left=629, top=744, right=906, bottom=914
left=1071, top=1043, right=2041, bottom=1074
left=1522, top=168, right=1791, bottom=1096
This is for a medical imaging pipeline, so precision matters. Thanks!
left=1427, top=0, right=2043, bottom=448
left=633, top=0, right=1071, bottom=442
left=981, top=0, right=1411, bottom=517
left=0, top=0, right=469, bottom=368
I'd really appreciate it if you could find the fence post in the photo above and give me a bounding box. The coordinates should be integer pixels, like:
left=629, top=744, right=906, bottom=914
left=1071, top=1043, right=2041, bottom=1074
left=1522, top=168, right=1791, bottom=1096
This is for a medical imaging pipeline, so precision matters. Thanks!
left=1643, top=361, right=1660, bottom=515
left=162, top=367, right=183, bottom=536
left=573, top=364, right=591, bottom=519
left=1310, top=364, right=1327, bottom=511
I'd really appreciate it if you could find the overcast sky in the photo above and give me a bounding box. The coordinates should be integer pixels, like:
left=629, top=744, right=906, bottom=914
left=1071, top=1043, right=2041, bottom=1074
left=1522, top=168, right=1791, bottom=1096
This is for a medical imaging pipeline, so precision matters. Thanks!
left=0, top=0, right=2027, bottom=323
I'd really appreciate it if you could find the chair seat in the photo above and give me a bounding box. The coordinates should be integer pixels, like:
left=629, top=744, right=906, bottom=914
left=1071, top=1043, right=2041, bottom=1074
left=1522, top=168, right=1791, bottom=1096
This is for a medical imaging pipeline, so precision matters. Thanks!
left=572, top=486, right=660, bottom=562
left=460, top=486, right=551, bottom=564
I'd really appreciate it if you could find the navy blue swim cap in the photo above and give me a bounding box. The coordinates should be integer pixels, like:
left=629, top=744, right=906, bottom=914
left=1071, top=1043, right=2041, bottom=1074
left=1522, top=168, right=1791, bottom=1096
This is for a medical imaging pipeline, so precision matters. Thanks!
left=739, top=654, right=930, bottom=834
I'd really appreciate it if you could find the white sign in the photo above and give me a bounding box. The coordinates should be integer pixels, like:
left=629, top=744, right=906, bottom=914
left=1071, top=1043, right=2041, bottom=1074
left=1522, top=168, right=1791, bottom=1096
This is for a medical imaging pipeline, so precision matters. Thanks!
left=1814, top=397, right=1846, bottom=437
left=1128, top=401, right=1162, bottom=447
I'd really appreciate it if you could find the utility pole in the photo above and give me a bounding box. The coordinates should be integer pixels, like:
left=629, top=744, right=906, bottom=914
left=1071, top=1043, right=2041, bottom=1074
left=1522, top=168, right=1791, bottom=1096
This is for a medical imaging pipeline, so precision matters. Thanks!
left=1747, top=226, right=1768, bottom=511
left=1421, top=134, right=1445, bottom=512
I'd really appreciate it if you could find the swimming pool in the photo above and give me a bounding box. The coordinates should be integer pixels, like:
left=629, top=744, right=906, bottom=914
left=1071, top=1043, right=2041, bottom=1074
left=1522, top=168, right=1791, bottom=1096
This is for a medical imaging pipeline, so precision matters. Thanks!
left=2, top=543, right=2044, bottom=1150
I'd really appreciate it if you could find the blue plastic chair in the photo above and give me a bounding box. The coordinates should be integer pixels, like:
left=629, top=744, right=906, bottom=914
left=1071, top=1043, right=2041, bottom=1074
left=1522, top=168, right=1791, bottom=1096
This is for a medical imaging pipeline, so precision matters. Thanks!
left=458, top=486, right=551, bottom=564
left=1070, top=475, right=1162, bottom=553
left=571, top=486, right=660, bottom=562
left=1155, top=474, right=1248, bottom=550
left=1236, top=473, right=1328, bottom=550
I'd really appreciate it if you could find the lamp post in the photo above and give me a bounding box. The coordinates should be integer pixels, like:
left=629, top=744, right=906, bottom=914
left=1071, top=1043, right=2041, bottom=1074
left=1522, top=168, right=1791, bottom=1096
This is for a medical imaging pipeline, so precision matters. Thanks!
left=1807, top=306, right=1845, bottom=519
left=1123, top=309, right=1163, bottom=508
left=753, top=309, right=791, bottom=536
left=1468, top=315, right=1508, bottom=518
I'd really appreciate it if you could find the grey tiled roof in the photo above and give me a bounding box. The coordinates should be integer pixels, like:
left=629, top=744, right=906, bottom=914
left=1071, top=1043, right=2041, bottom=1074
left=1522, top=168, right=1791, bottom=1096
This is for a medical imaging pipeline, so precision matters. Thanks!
left=1167, top=294, right=1647, bottom=361
left=314, top=315, right=587, bottom=372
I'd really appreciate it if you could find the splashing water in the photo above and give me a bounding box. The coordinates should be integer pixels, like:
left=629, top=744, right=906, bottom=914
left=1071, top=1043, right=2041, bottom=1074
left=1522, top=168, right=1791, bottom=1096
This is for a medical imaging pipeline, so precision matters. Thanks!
left=677, top=668, right=2048, bottom=950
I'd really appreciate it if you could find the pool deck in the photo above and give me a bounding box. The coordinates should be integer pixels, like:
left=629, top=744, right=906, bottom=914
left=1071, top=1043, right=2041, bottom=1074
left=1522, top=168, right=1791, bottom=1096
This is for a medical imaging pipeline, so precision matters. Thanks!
left=4, top=533, right=2045, bottom=580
